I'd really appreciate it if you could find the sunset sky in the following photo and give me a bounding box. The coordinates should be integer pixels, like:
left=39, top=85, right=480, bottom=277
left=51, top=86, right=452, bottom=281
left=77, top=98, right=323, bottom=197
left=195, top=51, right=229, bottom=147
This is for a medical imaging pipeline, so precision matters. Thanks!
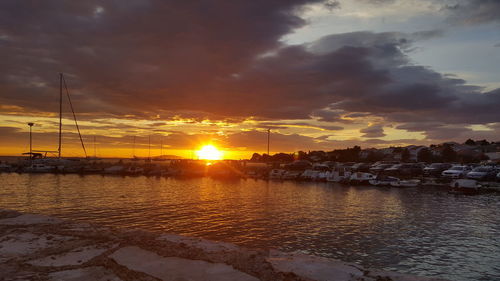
left=1, top=0, right=499, bottom=159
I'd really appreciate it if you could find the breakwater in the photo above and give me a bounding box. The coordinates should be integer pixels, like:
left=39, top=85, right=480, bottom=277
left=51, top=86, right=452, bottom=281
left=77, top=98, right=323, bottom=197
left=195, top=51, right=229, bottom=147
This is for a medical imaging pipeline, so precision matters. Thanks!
left=0, top=209, right=448, bottom=281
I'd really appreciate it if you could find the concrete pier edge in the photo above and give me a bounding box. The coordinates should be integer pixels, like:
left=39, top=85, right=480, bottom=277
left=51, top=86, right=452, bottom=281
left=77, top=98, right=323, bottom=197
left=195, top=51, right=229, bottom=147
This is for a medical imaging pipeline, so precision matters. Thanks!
left=0, top=209, right=448, bottom=281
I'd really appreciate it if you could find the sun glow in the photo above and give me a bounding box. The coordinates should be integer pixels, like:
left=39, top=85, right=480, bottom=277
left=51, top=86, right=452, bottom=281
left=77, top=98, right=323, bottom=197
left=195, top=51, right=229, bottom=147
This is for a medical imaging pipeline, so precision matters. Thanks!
left=196, top=145, right=223, bottom=160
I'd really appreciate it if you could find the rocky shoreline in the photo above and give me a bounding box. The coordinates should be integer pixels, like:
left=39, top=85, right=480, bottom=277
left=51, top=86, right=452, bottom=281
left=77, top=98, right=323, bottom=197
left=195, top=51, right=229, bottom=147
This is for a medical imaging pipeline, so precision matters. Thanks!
left=0, top=209, right=447, bottom=281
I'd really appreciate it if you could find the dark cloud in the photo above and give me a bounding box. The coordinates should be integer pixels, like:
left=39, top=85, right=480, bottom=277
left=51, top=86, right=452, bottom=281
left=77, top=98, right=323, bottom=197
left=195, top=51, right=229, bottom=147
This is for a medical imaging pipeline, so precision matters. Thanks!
left=443, top=0, right=500, bottom=25
left=1, top=0, right=499, bottom=145
left=360, top=124, right=386, bottom=138
left=258, top=121, right=343, bottom=131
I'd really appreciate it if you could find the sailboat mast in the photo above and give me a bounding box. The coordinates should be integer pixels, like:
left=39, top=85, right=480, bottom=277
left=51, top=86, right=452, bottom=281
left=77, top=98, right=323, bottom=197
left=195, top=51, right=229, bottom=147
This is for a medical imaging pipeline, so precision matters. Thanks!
left=133, top=136, right=136, bottom=157
left=160, top=137, right=163, bottom=157
left=58, top=73, right=63, bottom=158
left=93, top=136, right=96, bottom=158
left=148, top=135, right=151, bottom=160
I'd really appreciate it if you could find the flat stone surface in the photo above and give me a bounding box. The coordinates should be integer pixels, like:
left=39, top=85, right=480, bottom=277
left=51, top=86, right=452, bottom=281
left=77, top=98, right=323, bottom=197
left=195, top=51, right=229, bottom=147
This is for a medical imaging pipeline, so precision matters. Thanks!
left=158, top=234, right=239, bottom=253
left=0, top=214, right=62, bottom=225
left=109, top=246, right=259, bottom=281
left=48, top=266, right=123, bottom=281
left=0, top=232, right=73, bottom=261
left=28, top=245, right=110, bottom=267
left=266, top=250, right=363, bottom=281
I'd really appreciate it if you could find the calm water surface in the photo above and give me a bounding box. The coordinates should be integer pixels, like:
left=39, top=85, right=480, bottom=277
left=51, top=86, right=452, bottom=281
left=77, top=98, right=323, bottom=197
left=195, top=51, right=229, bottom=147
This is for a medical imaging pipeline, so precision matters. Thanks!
left=1, top=173, right=499, bottom=281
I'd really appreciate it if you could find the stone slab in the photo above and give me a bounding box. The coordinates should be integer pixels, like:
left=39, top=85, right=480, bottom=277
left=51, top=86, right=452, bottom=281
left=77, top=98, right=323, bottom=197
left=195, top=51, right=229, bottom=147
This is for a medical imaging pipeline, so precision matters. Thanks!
left=266, top=250, right=363, bottom=281
left=29, top=245, right=110, bottom=267
left=158, top=234, right=239, bottom=253
left=48, top=266, right=123, bottom=281
left=109, top=246, right=259, bottom=281
left=0, top=232, right=73, bottom=261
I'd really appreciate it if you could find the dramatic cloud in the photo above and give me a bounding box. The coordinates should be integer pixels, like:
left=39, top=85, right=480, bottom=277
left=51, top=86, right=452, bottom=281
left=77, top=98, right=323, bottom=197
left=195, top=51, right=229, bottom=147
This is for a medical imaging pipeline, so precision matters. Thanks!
left=1, top=0, right=499, bottom=156
left=360, top=124, right=386, bottom=138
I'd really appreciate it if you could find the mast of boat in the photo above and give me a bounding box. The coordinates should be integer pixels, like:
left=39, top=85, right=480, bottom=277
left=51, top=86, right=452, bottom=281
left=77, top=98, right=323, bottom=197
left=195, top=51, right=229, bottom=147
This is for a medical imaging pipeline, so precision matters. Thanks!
left=61, top=73, right=87, bottom=158
left=148, top=135, right=151, bottom=160
left=160, top=136, right=163, bottom=158
left=132, top=136, right=136, bottom=158
left=93, top=136, right=97, bottom=158
left=58, top=73, right=63, bottom=158
left=267, top=129, right=270, bottom=156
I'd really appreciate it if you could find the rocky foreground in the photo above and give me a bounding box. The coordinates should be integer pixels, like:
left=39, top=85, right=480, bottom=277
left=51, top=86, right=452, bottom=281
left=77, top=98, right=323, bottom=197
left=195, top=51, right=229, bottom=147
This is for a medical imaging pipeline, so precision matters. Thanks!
left=0, top=210, right=447, bottom=281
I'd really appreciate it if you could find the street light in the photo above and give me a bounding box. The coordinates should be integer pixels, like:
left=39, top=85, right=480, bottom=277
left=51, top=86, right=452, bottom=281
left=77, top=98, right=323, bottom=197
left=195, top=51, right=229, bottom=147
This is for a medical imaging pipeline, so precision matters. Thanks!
left=28, top=122, right=34, bottom=164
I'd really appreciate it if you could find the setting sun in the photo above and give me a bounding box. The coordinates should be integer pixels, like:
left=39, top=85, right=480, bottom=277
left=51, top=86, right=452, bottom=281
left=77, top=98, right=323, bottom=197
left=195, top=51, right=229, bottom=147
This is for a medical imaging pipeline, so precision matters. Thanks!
left=196, top=145, right=223, bottom=160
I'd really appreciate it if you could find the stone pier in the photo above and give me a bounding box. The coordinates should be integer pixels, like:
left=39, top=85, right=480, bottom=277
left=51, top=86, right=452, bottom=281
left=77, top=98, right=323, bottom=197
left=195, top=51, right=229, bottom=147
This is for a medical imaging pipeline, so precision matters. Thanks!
left=0, top=210, right=447, bottom=281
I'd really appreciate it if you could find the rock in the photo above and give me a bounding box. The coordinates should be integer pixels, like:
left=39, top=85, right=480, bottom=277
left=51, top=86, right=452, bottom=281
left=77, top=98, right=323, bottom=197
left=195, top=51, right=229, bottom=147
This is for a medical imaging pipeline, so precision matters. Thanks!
left=109, top=246, right=259, bottom=281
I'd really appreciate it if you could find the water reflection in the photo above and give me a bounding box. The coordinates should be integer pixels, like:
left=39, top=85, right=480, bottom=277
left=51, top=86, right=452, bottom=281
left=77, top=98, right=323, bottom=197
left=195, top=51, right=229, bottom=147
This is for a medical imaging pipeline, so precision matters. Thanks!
left=0, top=173, right=499, bottom=281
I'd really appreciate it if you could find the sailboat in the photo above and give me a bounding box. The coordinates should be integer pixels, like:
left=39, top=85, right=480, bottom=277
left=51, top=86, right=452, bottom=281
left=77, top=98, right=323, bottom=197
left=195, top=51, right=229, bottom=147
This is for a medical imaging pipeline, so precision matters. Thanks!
left=24, top=73, right=87, bottom=172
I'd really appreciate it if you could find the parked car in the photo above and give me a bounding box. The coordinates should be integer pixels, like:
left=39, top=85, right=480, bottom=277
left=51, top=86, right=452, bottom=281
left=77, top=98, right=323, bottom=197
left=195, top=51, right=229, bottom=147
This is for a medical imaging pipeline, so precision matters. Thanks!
left=466, top=166, right=497, bottom=181
left=385, top=163, right=423, bottom=176
left=423, top=163, right=452, bottom=177
left=441, top=165, right=471, bottom=178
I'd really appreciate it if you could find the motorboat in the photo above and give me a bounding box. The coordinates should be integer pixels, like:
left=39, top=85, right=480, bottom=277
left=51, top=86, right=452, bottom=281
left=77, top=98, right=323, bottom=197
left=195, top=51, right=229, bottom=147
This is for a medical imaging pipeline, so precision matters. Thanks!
left=0, top=163, right=13, bottom=172
left=282, top=170, right=302, bottom=180
left=300, top=169, right=318, bottom=180
left=23, top=163, right=55, bottom=173
left=390, top=179, right=420, bottom=187
left=449, top=179, right=482, bottom=195
left=269, top=169, right=285, bottom=179
left=349, top=172, right=375, bottom=185
left=327, top=168, right=351, bottom=183
left=104, top=165, right=125, bottom=174
left=126, top=166, right=144, bottom=175
left=369, top=175, right=399, bottom=186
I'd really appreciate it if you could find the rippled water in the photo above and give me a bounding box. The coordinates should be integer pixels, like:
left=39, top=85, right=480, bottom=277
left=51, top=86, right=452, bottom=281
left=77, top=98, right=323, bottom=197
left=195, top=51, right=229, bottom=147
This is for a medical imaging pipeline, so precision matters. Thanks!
left=1, top=173, right=499, bottom=281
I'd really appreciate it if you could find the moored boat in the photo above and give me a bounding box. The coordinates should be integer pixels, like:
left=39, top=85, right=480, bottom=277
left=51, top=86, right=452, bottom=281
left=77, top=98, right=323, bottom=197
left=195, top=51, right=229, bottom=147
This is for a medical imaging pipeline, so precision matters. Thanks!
left=390, top=179, right=420, bottom=188
left=369, top=175, right=399, bottom=186
left=349, top=172, right=375, bottom=185
left=449, top=179, right=482, bottom=195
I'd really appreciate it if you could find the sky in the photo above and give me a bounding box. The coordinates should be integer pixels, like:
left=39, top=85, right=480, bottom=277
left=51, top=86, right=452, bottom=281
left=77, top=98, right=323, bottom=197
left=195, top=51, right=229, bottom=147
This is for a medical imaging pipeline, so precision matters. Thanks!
left=0, top=0, right=499, bottom=159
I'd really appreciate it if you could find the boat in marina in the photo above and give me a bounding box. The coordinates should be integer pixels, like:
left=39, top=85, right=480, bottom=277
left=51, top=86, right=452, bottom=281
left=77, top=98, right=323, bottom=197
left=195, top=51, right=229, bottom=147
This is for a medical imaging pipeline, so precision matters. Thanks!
left=390, top=179, right=421, bottom=188
left=22, top=73, right=88, bottom=172
left=369, top=175, right=399, bottom=186
left=269, top=169, right=286, bottom=179
left=23, top=163, right=56, bottom=173
left=349, top=172, right=375, bottom=185
left=449, top=179, right=482, bottom=195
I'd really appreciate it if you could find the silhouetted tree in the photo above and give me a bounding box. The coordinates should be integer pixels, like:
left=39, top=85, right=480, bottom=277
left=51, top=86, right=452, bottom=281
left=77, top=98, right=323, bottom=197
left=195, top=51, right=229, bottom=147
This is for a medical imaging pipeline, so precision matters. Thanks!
left=417, top=148, right=432, bottom=163
left=442, top=145, right=457, bottom=162
left=402, top=148, right=410, bottom=162
left=366, top=151, right=384, bottom=162
left=464, top=139, right=476, bottom=146
left=250, top=153, right=261, bottom=162
left=477, top=139, right=490, bottom=146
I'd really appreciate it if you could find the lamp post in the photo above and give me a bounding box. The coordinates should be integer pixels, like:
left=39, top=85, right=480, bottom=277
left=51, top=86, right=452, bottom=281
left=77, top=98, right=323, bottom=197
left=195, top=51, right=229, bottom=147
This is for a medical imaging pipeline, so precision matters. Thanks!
left=28, top=122, right=34, bottom=164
